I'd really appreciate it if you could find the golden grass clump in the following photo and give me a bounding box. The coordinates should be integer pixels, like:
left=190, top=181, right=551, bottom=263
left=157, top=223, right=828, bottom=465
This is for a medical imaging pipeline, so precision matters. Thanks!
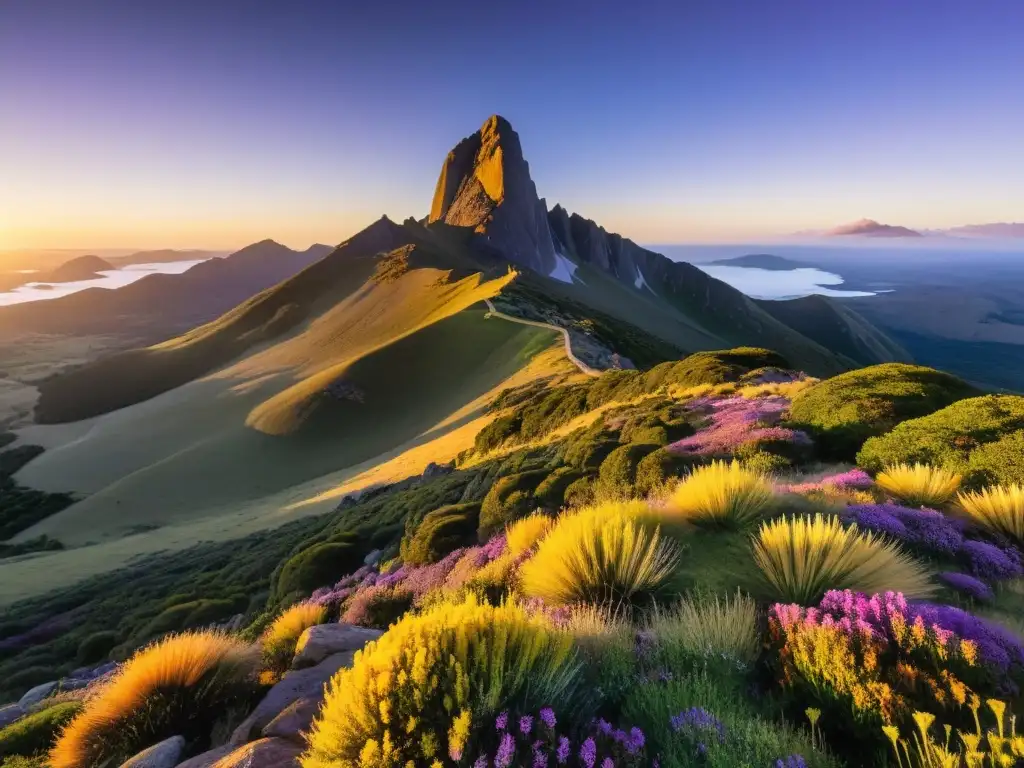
left=51, top=631, right=258, bottom=768
left=301, top=597, right=578, bottom=768
left=752, top=514, right=935, bottom=605
left=957, top=483, right=1024, bottom=546
left=505, top=512, right=554, bottom=556
left=261, top=601, right=328, bottom=678
left=664, top=460, right=774, bottom=528
left=648, top=589, right=760, bottom=664
left=876, top=462, right=962, bottom=508
left=518, top=501, right=679, bottom=608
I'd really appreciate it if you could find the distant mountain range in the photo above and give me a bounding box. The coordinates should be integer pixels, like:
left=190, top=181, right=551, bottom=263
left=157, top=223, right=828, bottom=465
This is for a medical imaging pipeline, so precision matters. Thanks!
left=0, top=240, right=332, bottom=338
left=826, top=219, right=923, bottom=238
left=938, top=223, right=1024, bottom=238
left=39, top=255, right=114, bottom=283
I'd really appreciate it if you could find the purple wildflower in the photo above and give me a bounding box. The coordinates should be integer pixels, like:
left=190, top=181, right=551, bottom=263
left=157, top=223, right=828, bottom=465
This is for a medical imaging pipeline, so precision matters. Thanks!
left=495, top=711, right=508, bottom=731
left=939, top=571, right=994, bottom=602
left=961, top=540, right=1023, bottom=580
left=474, top=757, right=488, bottom=768
left=601, top=759, right=614, bottom=768
left=670, top=707, right=726, bottom=743
left=666, top=395, right=810, bottom=456
left=556, top=736, right=571, bottom=764
left=495, top=732, right=516, bottom=768
left=533, top=746, right=549, bottom=768
left=823, top=468, right=873, bottom=490
left=520, top=715, right=534, bottom=736
left=539, top=708, right=556, bottom=729
left=843, top=503, right=963, bottom=555
left=596, top=718, right=613, bottom=735
left=580, top=737, right=597, bottom=768
left=777, top=757, right=808, bottom=768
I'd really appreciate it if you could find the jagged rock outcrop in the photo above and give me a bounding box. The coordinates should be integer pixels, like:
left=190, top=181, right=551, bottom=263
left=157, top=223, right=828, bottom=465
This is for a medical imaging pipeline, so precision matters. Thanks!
left=429, top=115, right=557, bottom=275
left=291, top=623, right=381, bottom=669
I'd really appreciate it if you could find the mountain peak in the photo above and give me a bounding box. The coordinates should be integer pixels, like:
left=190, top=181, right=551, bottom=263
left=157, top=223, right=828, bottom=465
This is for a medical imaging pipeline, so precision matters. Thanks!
left=827, top=219, right=921, bottom=237
left=428, top=115, right=556, bottom=274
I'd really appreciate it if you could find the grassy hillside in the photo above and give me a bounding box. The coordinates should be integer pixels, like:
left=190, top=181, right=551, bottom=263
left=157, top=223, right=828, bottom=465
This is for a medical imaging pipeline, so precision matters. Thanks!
left=755, top=294, right=911, bottom=366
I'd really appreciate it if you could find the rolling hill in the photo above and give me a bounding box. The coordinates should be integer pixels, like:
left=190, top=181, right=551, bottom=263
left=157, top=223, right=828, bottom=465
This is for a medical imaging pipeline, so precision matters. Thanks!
left=40, top=255, right=114, bottom=283
left=1, top=114, right=912, bottom=594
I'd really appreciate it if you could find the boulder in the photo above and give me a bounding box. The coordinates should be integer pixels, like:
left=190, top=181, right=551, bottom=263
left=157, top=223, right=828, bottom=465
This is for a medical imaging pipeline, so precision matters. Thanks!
left=229, top=651, right=354, bottom=745
left=212, top=738, right=303, bottom=767
left=291, top=623, right=381, bottom=669
left=18, top=681, right=57, bottom=709
left=0, top=703, right=24, bottom=729
left=119, top=735, right=185, bottom=768
left=175, top=745, right=235, bottom=768
left=421, top=461, right=454, bottom=479
left=262, top=696, right=319, bottom=741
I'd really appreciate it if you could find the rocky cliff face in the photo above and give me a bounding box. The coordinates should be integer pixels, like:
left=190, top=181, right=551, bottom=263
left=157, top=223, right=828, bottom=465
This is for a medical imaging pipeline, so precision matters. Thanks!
left=429, top=115, right=556, bottom=275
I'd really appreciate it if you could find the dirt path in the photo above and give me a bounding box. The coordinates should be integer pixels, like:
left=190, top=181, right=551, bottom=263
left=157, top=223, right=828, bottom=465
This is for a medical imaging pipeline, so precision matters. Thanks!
left=484, top=299, right=600, bottom=377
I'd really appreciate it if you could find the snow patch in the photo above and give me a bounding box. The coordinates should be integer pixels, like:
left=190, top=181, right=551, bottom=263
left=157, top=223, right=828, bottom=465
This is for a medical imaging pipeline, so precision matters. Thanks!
left=548, top=250, right=579, bottom=284
left=634, top=265, right=654, bottom=295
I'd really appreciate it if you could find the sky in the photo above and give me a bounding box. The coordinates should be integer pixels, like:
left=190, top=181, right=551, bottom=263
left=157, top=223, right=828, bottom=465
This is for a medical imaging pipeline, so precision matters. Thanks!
left=2, top=0, right=1022, bottom=251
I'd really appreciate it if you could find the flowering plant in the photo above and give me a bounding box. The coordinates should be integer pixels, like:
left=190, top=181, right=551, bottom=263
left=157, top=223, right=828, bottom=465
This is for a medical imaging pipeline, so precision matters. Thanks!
left=667, top=395, right=811, bottom=457
left=470, top=708, right=649, bottom=767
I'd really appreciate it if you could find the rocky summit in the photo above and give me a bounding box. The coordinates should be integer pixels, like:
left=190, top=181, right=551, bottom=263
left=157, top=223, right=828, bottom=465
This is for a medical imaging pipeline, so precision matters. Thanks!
left=429, top=114, right=558, bottom=274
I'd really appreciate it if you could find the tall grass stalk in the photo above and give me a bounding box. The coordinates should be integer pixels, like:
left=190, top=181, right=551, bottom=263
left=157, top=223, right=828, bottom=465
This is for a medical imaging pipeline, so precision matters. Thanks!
left=876, top=463, right=961, bottom=508
left=664, top=460, right=774, bottom=528
left=957, top=483, right=1024, bottom=546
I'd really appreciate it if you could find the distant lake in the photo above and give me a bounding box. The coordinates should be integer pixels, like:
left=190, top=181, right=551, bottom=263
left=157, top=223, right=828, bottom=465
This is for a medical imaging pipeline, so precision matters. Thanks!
left=694, top=265, right=876, bottom=299
left=0, top=259, right=210, bottom=306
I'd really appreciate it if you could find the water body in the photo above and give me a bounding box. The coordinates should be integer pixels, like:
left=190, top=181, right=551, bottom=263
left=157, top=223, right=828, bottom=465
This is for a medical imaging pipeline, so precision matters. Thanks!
left=693, top=264, right=876, bottom=299
left=0, top=259, right=210, bottom=306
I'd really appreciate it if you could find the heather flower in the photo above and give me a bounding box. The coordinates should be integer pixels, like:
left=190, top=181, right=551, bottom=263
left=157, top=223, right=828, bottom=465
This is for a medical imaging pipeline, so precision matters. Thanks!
left=667, top=395, right=810, bottom=456
left=843, top=503, right=963, bottom=555
left=474, top=757, right=488, bottom=768
left=580, top=737, right=597, bottom=768
left=520, top=714, right=534, bottom=735
left=539, top=707, right=556, bottom=729
left=961, top=539, right=1023, bottom=580
left=601, top=759, right=614, bottom=768
left=939, top=571, right=994, bottom=602
left=495, top=732, right=516, bottom=768
left=556, top=736, right=570, bottom=763
left=823, top=469, right=873, bottom=490
left=495, top=711, right=508, bottom=731
left=776, top=756, right=808, bottom=768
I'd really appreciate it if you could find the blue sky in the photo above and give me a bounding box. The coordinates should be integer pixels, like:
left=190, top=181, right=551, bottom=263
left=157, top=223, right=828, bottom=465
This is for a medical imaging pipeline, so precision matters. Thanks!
left=2, top=0, right=1022, bottom=249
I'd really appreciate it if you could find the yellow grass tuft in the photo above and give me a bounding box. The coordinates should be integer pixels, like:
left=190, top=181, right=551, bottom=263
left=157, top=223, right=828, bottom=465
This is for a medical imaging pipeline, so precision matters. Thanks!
left=663, top=460, right=775, bottom=528
left=519, top=501, right=679, bottom=608
left=957, top=483, right=1024, bottom=546
left=301, top=597, right=578, bottom=767
left=753, top=514, right=935, bottom=604
left=505, top=512, right=555, bottom=556
left=648, top=589, right=760, bottom=664
left=51, top=631, right=257, bottom=768
left=876, top=462, right=962, bottom=508
left=261, top=602, right=328, bottom=677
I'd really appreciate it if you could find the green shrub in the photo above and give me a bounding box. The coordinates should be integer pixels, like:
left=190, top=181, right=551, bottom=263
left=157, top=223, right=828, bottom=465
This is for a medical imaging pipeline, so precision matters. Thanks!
left=562, top=475, right=597, bottom=508
left=473, top=413, right=522, bottom=453
left=2, top=756, right=46, bottom=768
left=622, top=672, right=838, bottom=768
left=274, top=541, right=366, bottom=603
left=0, top=702, right=81, bottom=758
left=628, top=424, right=669, bottom=446
left=858, top=395, right=1024, bottom=488
left=133, top=597, right=245, bottom=643
left=645, top=347, right=791, bottom=392
left=399, top=503, right=480, bottom=566
left=740, top=450, right=792, bottom=475
left=598, top=443, right=660, bottom=491
left=76, top=631, right=119, bottom=666
left=789, top=363, right=977, bottom=460
left=563, top=437, right=619, bottom=471
left=634, top=448, right=696, bottom=495
left=478, top=470, right=547, bottom=538
left=533, top=467, right=583, bottom=509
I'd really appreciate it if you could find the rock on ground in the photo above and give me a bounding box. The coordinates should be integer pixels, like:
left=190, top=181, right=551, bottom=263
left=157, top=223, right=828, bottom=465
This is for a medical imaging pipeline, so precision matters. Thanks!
left=292, top=623, right=381, bottom=669
left=229, top=651, right=354, bottom=745
left=119, top=735, right=185, bottom=768
left=0, top=703, right=24, bottom=728
left=17, top=681, right=57, bottom=709
left=212, top=738, right=303, bottom=767
left=262, top=696, right=319, bottom=741
left=175, top=745, right=235, bottom=768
